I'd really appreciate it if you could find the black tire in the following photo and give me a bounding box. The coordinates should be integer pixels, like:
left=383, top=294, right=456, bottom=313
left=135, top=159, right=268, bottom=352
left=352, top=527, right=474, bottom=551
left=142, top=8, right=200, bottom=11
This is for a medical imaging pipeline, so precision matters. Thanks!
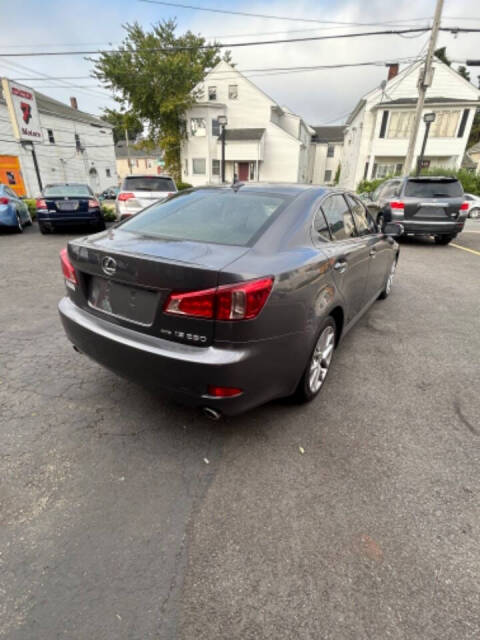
left=378, top=258, right=397, bottom=299
left=469, top=207, right=480, bottom=219
left=96, top=220, right=106, bottom=232
left=294, top=316, right=337, bottom=404
left=15, top=213, right=24, bottom=233
left=434, top=235, right=456, bottom=245
left=39, top=223, right=49, bottom=235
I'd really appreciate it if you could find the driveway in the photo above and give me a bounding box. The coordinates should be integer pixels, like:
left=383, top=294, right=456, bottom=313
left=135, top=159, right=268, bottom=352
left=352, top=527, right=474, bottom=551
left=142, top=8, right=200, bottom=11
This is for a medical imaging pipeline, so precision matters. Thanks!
left=1, top=223, right=479, bottom=639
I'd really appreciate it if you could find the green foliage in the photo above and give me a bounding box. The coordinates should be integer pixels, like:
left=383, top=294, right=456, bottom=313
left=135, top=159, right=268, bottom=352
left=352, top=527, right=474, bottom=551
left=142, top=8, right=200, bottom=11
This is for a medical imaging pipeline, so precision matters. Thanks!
left=101, top=109, right=144, bottom=144
left=467, top=110, right=480, bottom=148
left=92, top=20, right=228, bottom=180
left=434, top=47, right=451, bottom=66
left=334, top=164, right=341, bottom=185
left=24, top=198, right=37, bottom=219
left=101, top=204, right=117, bottom=221
left=457, top=65, right=471, bottom=82
left=176, top=181, right=193, bottom=191
left=356, top=177, right=391, bottom=193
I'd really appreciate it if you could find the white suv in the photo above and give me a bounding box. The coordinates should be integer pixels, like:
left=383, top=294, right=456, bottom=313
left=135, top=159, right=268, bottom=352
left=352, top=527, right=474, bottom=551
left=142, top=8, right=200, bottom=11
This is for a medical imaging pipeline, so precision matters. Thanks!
left=116, top=174, right=177, bottom=220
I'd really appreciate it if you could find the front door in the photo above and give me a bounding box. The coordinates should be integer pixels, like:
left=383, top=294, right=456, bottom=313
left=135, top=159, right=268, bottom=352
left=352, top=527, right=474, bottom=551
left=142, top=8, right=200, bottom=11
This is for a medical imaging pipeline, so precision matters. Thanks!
left=238, top=162, right=249, bottom=181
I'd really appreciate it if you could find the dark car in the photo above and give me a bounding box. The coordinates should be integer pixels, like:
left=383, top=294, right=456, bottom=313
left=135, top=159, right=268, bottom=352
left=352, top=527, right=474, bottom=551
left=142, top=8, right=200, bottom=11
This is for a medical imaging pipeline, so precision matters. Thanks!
left=36, top=183, right=105, bottom=234
left=363, top=176, right=467, bottom=245
left=99, top=186, right=119, bottom=201
left=58, top=184, right=402, bottom=417
left=0, top=184, right=32, bottom=232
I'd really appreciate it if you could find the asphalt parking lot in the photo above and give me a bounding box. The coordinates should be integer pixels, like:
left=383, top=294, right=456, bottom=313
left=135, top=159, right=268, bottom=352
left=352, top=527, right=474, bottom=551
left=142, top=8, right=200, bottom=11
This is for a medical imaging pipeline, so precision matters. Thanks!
left=1, top=221, right=479, bottom=640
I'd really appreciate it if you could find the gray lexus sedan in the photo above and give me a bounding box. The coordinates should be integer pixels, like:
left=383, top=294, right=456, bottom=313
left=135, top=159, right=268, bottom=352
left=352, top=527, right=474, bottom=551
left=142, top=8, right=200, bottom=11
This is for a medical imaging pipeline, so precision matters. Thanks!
left=58, top=184, right=402, bottom=417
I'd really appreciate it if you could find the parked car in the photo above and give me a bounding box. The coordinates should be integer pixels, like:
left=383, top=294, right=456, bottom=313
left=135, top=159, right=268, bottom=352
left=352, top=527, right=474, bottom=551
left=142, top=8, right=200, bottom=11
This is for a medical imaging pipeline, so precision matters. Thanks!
left=0, top=184, right=32, bottom=232
left=99, top=186, right=119, bottom=201
left=58, top=184, right=402, bottom=417
left=464, top=192, right=480, bottom=219
left=362, top=176, right=467, bottom=244
left=116, top=174, right=177, bottom=220
left=36, top=183, right=105, bottom=234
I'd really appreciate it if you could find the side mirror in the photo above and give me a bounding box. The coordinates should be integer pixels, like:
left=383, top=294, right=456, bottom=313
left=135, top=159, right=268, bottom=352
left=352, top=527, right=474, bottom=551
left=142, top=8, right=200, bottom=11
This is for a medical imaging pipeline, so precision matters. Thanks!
left=384, top=222, right=404, bottom=237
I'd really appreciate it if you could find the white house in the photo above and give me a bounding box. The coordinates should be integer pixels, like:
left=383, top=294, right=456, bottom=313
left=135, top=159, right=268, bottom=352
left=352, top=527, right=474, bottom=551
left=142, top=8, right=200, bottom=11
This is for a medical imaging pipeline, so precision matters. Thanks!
left=181, top=61, right=315, bottom=186
left=0, top=82, right=117, bottom=197
left=310, top=126, right=345, bottom=185
left=340, top=60, right=480, bottom=190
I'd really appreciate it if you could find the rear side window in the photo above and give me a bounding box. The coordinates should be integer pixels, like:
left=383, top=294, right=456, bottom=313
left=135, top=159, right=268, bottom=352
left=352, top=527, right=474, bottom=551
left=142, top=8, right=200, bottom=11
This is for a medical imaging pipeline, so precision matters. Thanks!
left=120, top=190, right=289, bottom=246
left=123, top=176, right=176, bottom=192
left=404, top=179, right=463, bottom=198
left=322, top=195, right=356, bottom=240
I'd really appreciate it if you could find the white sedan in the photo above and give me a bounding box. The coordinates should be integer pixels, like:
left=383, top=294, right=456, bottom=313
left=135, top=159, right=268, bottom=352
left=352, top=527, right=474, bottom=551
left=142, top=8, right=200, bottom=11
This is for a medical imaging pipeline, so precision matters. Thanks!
left=464, top=193, right=480, bottom=219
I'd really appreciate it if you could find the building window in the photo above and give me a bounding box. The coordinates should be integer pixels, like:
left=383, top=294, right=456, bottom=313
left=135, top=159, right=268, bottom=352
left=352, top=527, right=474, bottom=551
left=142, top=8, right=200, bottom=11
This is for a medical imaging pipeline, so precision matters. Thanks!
left=208, top=86, right=217, bottom=101
left=379, top=110, right=389, bottom=138
left=327, top=144, right=334, bottom=158
left=74, top=133, right=81, bottom=150
left=47, top=129, right=55, bottom=144
left=106, top=168, right=111, bottom=178
left=430, top=111, right=460, bottom=138
left=228, top=84, right=238, bottom=100
left=387, top=112, right=414, bottom=138
left=212, top=118, right=220, bottom=136
left=184, top=159, right=188, bottom=176
left=192, top=158, right=206, bottom=175
left=457, top=109, right=470, bottom=138
left=375, top=163, right=396, bottom=179
left=212, top=159, right=220, bottom=175
left=324, top=169, right=333, bottom=182
left=190, top=117, right=206, bottom=137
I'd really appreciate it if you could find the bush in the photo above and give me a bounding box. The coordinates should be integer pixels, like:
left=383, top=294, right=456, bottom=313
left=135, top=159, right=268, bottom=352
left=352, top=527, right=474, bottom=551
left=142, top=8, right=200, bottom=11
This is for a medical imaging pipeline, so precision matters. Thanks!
left=101, top=204, right=117, bottom=221
left=356, top=177, right=391, bottom=193
left=176, top=181, right=193, bottom=191
left=24, top=198, right=37, bottom=219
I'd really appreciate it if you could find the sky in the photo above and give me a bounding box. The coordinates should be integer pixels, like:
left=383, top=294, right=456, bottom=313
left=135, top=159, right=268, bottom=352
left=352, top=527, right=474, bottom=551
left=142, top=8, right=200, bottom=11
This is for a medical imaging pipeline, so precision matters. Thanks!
left=0, top=0, right=479, bottom=126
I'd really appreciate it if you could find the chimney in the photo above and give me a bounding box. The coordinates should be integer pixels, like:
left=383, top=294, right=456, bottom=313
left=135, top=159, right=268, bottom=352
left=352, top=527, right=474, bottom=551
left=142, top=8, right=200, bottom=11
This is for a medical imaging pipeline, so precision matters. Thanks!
left=387, top=63, right=399, bottom=81
left=70, top=96, right=78, bottom=110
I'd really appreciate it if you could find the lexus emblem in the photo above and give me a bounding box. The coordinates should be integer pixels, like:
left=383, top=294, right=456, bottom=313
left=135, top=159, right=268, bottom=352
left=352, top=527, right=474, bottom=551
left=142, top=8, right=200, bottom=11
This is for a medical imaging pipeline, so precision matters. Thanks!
left=102, top=256, right=117, bottom=276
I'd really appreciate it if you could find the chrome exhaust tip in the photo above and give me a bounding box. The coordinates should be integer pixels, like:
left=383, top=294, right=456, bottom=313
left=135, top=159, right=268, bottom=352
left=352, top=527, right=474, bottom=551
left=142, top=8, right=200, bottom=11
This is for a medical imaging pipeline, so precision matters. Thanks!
left=202, top=407, right=222, bottom=421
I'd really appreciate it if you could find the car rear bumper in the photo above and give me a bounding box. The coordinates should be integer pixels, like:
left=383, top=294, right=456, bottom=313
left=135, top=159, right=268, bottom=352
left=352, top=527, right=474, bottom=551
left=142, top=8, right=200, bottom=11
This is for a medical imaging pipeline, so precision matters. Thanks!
left=38, top=212, right=102, bottom=227
left=400, top=219, right=465, bottom=236
left=58, top=297, right=304, bottom=415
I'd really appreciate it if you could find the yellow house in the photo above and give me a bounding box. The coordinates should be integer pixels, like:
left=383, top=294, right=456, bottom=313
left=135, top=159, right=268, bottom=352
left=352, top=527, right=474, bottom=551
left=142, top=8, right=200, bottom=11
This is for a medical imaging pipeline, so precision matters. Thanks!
left=115, top=140, right=165, bottom=182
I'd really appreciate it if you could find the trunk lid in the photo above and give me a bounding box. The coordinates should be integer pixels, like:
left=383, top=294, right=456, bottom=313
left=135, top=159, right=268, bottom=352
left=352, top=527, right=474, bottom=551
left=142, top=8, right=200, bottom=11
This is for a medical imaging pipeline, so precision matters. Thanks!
left=67, top=228, right=248, bottom=346
left=402, top=178, right=464, bottom=221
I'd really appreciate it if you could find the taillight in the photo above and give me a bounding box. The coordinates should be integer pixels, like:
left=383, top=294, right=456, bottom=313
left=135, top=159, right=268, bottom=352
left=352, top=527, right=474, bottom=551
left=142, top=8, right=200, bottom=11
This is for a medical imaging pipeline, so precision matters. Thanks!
left=207, top=385, right=243, bottom=397
left=117, top=192, right=135, bottom=201
left=390, top=201, right=405, bottom=212
left=60, top=248, right=78, bottom=286
left=0, top=196, right=9, bottom=205
left=164, top=277, right=274, bottom=321
left=36, top=198, right=47, bottom=209
left=460, top=202, right=469, bottom=211
left=88, top=198, right=99, bottom=208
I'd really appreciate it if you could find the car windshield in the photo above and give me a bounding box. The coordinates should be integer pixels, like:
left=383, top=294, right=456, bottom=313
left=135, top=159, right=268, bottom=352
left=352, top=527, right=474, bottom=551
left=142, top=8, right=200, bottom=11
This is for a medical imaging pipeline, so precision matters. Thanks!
left=123, top=176, right=175, bottom=192
left=120, top=189, right=289, bottom=246
left=405, top=179, right=463, bottom=198
left=44, top=184, right=92, bottom=198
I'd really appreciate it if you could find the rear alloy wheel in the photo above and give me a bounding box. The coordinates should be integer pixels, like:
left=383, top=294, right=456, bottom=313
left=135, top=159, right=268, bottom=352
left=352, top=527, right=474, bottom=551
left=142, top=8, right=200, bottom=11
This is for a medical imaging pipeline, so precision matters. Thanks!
left=16, top=213, right=24, bottom=233
left=434, top=235, right=456, bottom=245
left=295, top=317, right=336, bottom=403
left=469, top=207, right=480, bottom=219
left=379, top=259, right=396, bottom=299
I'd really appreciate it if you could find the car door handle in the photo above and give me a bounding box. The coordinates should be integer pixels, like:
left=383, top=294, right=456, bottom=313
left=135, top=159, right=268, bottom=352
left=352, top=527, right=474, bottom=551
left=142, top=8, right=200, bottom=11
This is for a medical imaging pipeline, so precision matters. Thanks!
left=333, top=259, right=348, bottom=273
left=369, top=248, right=377, bottom=257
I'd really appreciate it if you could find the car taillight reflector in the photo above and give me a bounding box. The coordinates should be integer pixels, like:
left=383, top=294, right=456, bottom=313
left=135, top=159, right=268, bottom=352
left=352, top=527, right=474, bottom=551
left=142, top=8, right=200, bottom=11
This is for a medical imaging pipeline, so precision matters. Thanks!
left=460, top=202, right=469, bottom=211
left=390, top=201, right=404, bottom=210
left=0, top=196, right=9, bottom=205
left=164, top=277, right=274, bottom=321
left=207, top=385, right=243, bottom=397
left=60, top=248, right=78, bottom=285
left=36, top=198, right=47, bottom=209
left=117, top=192, right=135, bottom=201
left=88, top=198, right=99, bottom=208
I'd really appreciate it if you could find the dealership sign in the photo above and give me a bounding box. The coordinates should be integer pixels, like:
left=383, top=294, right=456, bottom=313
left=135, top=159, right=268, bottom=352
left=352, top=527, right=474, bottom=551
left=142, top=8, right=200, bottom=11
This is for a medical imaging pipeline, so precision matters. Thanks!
left=1, top=78, right=44, bottom=142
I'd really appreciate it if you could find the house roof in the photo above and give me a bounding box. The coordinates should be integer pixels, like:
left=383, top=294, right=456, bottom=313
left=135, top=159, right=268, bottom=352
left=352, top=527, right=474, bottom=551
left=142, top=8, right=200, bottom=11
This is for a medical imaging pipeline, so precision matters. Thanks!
left=311, top=125, right=346, bottom=143
left=346, top=99, right=366, bottom=125
left=0, top=83, right=111, bottom=128
left=374, top=96, right=480, bottom=108
left=224, top=128, right=265, bottom=141
left=115, top=140, right=163, bottom=159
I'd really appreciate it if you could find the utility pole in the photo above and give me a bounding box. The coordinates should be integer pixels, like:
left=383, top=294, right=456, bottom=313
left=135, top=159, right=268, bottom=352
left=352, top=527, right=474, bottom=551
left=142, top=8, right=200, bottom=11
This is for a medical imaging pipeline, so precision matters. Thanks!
left=403, top=0, right=444, bottom=175
left=125, top=127, right=132, bottom=175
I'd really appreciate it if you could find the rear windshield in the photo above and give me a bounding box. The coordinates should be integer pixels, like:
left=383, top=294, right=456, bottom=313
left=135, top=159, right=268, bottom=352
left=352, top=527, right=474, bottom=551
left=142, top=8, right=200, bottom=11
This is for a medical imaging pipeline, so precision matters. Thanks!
left=120, top=190, right=289, bottom=246
left=405, top=179, right=463, bottom=198
left=44, top=184, right=92, bottom=198
left=123, top=176, right=175, bottom=192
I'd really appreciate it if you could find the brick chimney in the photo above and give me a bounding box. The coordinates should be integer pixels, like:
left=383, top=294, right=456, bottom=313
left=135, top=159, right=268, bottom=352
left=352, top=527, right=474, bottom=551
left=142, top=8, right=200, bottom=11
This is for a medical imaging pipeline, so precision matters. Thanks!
left=387, top=63, right=399, bottom=81
left=70, top=96, right=78, bottom=110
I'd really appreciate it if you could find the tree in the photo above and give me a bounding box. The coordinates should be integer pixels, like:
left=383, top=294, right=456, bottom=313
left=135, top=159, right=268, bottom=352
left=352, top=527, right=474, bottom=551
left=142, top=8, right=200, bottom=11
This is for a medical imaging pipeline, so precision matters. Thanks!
left=434, top=46, right=451, bottom=66
left=467, top=110, right=480, bottom=148
left=92, top=20, right=228, bottom=178
left=101, top=108, right=143, bottom=144
left=457, top=65, right=471, bottom=82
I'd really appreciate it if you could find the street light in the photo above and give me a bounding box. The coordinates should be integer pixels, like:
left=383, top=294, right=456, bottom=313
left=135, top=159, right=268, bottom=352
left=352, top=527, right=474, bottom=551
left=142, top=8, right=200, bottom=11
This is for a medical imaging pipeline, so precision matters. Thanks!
left=217, top=114, right=228, bottom=183
left=416, top=112, right=436, bottom=176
